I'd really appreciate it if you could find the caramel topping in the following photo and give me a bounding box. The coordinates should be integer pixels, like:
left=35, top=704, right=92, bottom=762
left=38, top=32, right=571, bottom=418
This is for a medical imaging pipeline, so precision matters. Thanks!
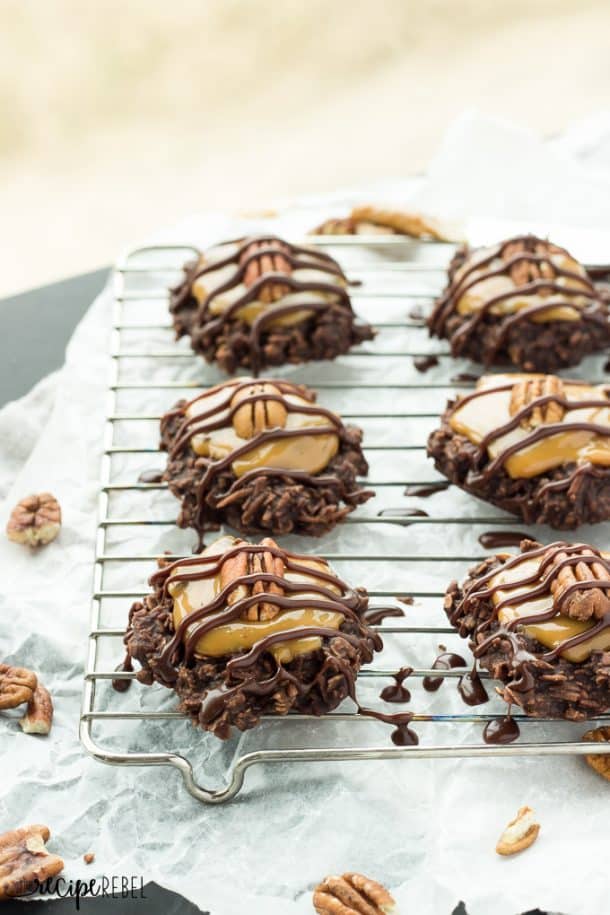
left=184, top=378, right=340, bottom=478
left=487, top=545, right=610, bottom=661
left=452, top=240, right=592, bottom=323
left=449, top=373, right=610, bottom=479
left=167, top=535, right=351, bottom=663
left=190, top=236, right=347, bottom=329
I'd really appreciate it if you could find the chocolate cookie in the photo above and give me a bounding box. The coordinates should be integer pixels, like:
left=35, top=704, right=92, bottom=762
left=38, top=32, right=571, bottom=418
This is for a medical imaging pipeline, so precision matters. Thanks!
left=445, top=538, right=610, bottom=720
left=428, top=235, right=610, bottom=371
left=161, top=377, right=372, bottom=544
left=169, top=235, right=373, bottom=374
left=311, top=205, right=451, bottom=241
left=125, top=535, right=383, bottom=739
left=427, top=373, right=610, bottom=529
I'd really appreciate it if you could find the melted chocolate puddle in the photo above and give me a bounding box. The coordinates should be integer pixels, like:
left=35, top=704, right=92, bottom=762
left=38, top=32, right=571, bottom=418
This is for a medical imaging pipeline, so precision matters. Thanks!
left=377, top=507, right=429, bottom=519
left=403, top=482, right=449, bottom=498
left=112, top=654, right=133, bottom=692
left=483, top=714, right=520, bottom=745
left=380, top=666, right=413, bottom=704
left=138, top=469, right=164, bottom=484
left=423, top=651, right=467, bottom=692
left=457, top=666, right=489, bottom=706
left=413, top=355, right=439, bottom=373
left=391, top=721, right=420, bottom=746
left=478, top=530, right=528, bottom=549
left=451, top=372, right=480, bottom=384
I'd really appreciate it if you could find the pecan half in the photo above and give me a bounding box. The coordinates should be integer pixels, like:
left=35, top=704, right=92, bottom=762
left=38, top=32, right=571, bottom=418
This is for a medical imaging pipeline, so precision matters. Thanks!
left=231, top=382, right=288, bottom=439
left=6, top=493, right=61, bottom=547
left=220, top=538, right=285, bottom=622
left=0, top=664, right=37, bottom=710
left=240, top=239, right=292, bottom=303
left=496, top=806, right=540, bottom=856
left=582, top=726, right=610, bottom=781
left=313, top=872, right=396, bottom=915
left=19, top=684, right=54, bottom=736
left=0, top=824, right=64, bottom=899
left=509, top=376, right=565, bottom=429
left=503, top=238, right=557, bottom=285
left=548, top=547, right=610, bottom=621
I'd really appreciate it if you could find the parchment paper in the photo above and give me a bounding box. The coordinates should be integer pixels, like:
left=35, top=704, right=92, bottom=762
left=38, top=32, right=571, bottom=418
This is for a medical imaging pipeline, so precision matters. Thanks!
left=2, top=111, right=610, bottom=915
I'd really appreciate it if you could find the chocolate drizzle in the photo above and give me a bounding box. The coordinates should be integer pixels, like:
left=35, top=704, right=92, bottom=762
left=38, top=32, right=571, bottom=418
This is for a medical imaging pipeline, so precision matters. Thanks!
left=164, top=378, right=371, bottom=539
left=422, top=650, right=467, bottom=692
left=429, top=235, right=606, bottom=362
left=171, top=236, right=365, bottom=375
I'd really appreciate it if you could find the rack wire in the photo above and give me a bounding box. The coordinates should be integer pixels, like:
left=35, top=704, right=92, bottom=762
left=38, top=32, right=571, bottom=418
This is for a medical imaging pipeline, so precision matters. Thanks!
left=80, top=233, right=610, bottom=804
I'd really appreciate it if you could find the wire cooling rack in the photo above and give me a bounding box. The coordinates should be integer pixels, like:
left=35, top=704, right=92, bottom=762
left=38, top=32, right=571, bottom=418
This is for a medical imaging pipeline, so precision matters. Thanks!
left=79, top=232, right=610, bottom=804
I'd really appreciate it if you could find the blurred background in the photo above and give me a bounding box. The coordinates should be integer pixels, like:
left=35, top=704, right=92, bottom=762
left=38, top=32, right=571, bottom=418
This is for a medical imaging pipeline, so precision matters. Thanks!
left=2, top=0, right=610, bottom=296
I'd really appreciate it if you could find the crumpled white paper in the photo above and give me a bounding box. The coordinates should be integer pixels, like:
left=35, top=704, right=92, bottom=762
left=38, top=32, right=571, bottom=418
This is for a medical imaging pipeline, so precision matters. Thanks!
left=2, top=111, right=610, bottom=915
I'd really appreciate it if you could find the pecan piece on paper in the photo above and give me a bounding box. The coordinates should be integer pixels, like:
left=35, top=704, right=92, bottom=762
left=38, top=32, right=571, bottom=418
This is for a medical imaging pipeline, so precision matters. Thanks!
left=582, top=725, right=610, bottom=781
left=6, top=493, right=62, bottom=547
left=496, top=806, right=540, bottom=856
left=19, top=684, right=54, bottom=736
left=0, top=824, right=64, bottom=899
left=0, top=664, right=38, bottom=710
left=509, top=376, right=565, bottom=429
left=548, top=546, right=610, bottom=621
left=313, top=872, right=397, bottom=914
left=220, top=537, right=285, bottom=622
left=240, top=239, right=292, bottom=303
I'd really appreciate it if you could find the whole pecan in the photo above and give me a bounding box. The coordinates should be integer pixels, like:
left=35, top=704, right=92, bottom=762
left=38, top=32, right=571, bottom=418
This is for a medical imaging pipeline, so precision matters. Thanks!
left=313, top=872, right=397, bottom=915
left=6, top=493, right=61, bottom=547
left=509, top=376, right=565, bottom=429
left=0, top=664, right=38, bottom=710
left=0, top=825, right=64, bottom=899
left=220, top=537, right=285, bottom=622
left=231, top=382, right=288, bottom=439
left=549, top=547, right=610, bottom=621
left=240, top=239, right=292, bottom=303
left=19, top=684, right=54, bottom=736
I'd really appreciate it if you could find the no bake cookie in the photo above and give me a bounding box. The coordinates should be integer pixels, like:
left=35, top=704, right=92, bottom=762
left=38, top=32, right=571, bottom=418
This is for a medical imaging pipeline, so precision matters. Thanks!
left=161, top=377, right=372, bottom=543
left=428, top=235, right=610, bottom=372
left=125, top=535, right=382, bottom=738
left=169, top=235, right=373, bottom=373
left=427, top=373, right=610, bottom=529
left=312, top=205, right=452, bottom=241
left=445, top=538, right=610, bottom=720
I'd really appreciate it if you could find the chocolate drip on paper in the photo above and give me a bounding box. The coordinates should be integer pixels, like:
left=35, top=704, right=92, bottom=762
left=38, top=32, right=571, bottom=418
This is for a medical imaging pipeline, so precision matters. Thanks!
left=457, top=665, right=489, bottom=706
left=165, top=378, right=368, bottom=538
left=483, top=715, right=520, bottom=745
left=377, top=507, right=429, bottom=519
left=413, top=355, right=439, bottom=373
left=112, top=654, right=133, bottom=693
left=138, top=469, right=164, bottom=484
left=451, top=372, right=480, bottom=383
left=380, top=666, right=413, bottom=704
left=403, top=482, right=449, bottom=498
left=422, top=650, right=467, bottom=692
left=478, top=531, right=529, bottom=549
left=429, top=235, right=606, bottom=361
